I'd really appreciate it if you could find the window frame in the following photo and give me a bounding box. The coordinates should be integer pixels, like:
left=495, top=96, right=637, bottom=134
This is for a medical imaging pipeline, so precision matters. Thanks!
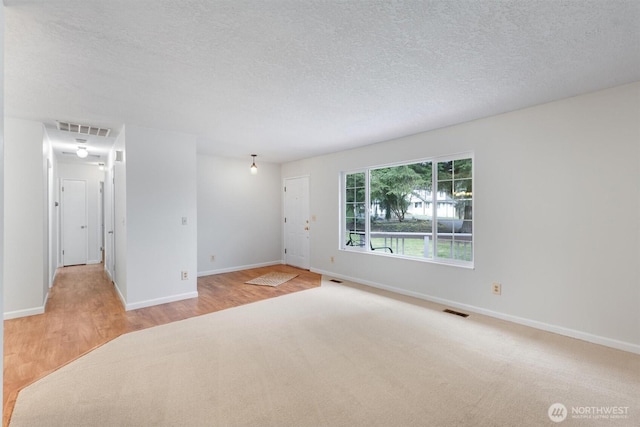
left=340, top=152, right=474, bottom=269
left=343, top=169, right=369, bottom=252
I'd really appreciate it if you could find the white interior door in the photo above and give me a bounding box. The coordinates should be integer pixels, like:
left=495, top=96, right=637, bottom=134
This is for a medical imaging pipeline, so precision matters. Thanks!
left=62, top=179, right=88, bottom=266
left=99, top=181, right=104, bottom=262
left=284, top=176, right=310, bottom=269
left=105, top=167, right=115, bottom=279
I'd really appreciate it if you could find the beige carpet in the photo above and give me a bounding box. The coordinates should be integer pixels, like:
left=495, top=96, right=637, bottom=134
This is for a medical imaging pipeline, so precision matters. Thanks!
left=10, top=278, right=640, bottom=426
left=245, top=271, right=299, bottom=287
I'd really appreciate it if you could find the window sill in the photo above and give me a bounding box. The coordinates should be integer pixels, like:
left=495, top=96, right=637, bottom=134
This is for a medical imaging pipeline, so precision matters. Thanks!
left=340, top=246, right=474, bottom=270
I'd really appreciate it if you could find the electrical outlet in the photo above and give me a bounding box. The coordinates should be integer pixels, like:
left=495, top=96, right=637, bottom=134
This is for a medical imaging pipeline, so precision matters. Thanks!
left=210, top=255, right=215, bottom=262
left=181, top=217, right=188, bottom=226
left=492, top=282, right=501, bottom=295
left=330, top=256, right=335, bottom=263
left=181, top=271, right=188, bottom=280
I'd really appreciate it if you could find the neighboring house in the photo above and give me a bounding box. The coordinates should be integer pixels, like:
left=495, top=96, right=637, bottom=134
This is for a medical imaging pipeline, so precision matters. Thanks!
left=406, top=191, right=457, bottom=220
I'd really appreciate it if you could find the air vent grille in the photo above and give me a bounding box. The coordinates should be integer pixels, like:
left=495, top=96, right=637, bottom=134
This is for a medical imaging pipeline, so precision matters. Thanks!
left=58, top=121, right=111, bottom=137
left=443, top=309, right=469, bottom=318
left=329, top=279, right=343, bottom=283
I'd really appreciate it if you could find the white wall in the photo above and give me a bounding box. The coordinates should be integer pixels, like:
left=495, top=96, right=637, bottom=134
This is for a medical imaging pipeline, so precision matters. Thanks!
left=3, top=118, right=47, bottom=319
left=122, top=125, right=198, bottom=309
left=282, top=82, right=640, bottom=353
left=41, top=134, right=49, bottom=295
left=112, top=128, right=128, bottom=300
left=43, top=129, right=59, bottom=286
left=197, top=155, right=283, bottom=275
left=1, top=3, right=6, bottom=405
left=103, top=134, right=117, bottom=284
left=58, top=162, right=106, bottom=264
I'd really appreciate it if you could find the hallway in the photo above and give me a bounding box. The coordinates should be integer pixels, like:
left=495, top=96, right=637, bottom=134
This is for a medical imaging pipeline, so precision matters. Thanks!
left=3, top=263, right=320, bottom=426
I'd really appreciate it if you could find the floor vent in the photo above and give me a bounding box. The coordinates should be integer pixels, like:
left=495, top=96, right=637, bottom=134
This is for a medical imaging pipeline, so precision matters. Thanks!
left=443, top=309, right=469, bottom=318
left=329, top=279, right=343, bottom=283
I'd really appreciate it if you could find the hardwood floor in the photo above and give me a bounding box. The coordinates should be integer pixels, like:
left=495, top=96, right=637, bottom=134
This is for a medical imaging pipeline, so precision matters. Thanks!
left=3, top=263, right=320, bottom=426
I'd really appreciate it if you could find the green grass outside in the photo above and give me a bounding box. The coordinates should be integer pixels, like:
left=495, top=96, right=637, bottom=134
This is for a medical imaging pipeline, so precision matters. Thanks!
left=370, top=236, right=472, bottom=262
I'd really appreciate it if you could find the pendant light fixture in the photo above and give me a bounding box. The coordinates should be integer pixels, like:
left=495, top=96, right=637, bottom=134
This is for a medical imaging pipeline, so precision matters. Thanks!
left=76, top=146, right=89, bottom=158
left=250, top=154, right=258, bottom=175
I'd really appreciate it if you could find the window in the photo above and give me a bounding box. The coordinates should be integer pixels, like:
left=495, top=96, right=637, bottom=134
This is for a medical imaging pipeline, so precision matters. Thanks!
left=341, top=154, right=473, bottom=267
left=344, top=172, right=366, bottom=248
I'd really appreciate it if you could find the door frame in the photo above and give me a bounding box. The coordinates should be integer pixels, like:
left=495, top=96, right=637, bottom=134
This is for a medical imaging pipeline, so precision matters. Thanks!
left=105, top=165, right=116, bottom=281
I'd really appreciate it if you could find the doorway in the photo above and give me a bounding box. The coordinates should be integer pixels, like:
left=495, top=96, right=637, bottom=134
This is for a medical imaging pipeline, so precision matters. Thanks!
left=61, top=179, right=88, bottom=266
left=284, top=176, right=310, bottom=269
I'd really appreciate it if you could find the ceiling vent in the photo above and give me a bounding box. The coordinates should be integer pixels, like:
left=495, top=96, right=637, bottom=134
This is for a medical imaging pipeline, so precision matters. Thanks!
left=57, top=121, right=111, bottom=137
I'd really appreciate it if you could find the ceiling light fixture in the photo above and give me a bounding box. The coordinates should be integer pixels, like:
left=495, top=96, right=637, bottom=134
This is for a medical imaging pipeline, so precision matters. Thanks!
left=77, top=146, right=89, bottom=158
left=250, top=154, right=258, bottom=175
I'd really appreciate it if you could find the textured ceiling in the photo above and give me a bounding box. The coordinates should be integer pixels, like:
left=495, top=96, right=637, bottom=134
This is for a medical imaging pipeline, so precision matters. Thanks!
left=5, top=0, right=640, bottom=163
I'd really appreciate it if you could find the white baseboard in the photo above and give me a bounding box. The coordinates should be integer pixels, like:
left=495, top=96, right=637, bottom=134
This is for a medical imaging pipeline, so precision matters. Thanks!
left=4, top=304, right=45, bottom=320
left=197, top=260, right=284, bottom=277
left=124, top=291, right=199, bottom=311
left=87, top=259, right=101, bottom=265
left=104, top=266, right=113, bottom=283
left=312, top=268, right=640, bottom=355
left=49, top=268, right=58, bottom=288
left=4, top=291, right=50, bottom=320
left=113, top=280, right=126, bottom=309
left=111, top=277, right=199, bottom=312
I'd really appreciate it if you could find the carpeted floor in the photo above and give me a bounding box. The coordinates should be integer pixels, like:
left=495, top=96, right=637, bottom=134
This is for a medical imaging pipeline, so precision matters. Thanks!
left=10, top=278, right=640, bottom=426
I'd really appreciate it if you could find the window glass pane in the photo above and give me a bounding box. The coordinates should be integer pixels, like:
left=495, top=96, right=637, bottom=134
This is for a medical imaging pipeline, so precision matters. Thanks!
left=346, top=174, right=354, bottom=188
left=345, top=203, right=355, bottom=218
left=452, top=239, right=472, bottom=261
left=458, top=220, right=473, bottom=234
left=369, top=162, right=432, bottom=259
left=454, top=200, right=471, bottom=221
left=454, top=179, right=472, bottom=199
left=437, top=220, right=455, bottom=233
left=346, top=188, right=355, bottom=203
left=436, top=235, right=454, bottom=259
left=346, top=172, right=364, bottom=189
left=434, top=157, right=472, bottom=264
left=438, top=161, right=453, bottom=180
left=454, top=158, right=472, bottom=179
left=438, top=181, right=452, bottom=197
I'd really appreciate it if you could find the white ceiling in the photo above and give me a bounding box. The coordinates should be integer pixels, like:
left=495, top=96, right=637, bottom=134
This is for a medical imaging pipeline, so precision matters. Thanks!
left=5, top=1, right=640, bottom=164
